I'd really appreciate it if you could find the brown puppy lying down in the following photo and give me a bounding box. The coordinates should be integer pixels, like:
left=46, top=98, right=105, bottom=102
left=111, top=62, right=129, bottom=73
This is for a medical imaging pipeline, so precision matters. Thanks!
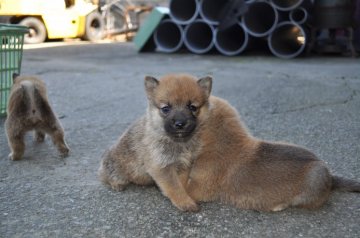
left=99, top=74, right=359, bottom=212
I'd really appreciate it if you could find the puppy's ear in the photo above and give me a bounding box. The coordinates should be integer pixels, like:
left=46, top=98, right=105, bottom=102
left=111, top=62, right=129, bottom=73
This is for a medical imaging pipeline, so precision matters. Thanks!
left=12, top=73, right=20, bottom=83
left=144, top=76, right=159, bottom=99
left=197, top=76, right=212, bottom=98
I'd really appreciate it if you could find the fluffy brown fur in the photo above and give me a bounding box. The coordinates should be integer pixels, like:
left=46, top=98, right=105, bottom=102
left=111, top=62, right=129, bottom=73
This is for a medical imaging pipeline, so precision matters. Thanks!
left=99, top=74, right=360, bottom=212
left=5, top=74, right=69, bottom=161
left=99, top=74, right=212, bottom=211
left=184, top=78, right=360, bottom=212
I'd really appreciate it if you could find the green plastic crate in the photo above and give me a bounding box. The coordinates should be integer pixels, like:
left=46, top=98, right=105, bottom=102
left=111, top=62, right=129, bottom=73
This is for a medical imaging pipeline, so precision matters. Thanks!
left=0, top=23, right=28, bottom=116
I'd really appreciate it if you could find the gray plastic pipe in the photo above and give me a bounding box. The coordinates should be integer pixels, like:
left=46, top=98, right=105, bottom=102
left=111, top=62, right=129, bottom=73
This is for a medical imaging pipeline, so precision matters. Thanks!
left=199, top=0, right=257, bottom=25
left=214, top=23, right=249, bottom=56
left=154, top=19, right=184, bottom=53
left=242, top=1, right=278, bottom=37
left=268, top=21, right=307, bottom=59
left=199, top=0, right=228, bottom=25
left=169, top=0, right=199, bottom=25
left=270, top=0, right=304, bottom=11
left=289, top=7, right=308, bottom=25
left=184, top=20, right=215, bottom=54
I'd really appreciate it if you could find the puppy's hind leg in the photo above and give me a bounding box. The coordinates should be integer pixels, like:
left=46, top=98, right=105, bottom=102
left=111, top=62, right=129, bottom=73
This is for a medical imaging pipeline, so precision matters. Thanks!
left=6, top=130, right=25, bottom=161
left=292, top=162, right=332, bottom=209
left=46, top=121, right=70, bottom=157
left=51, top=127, right=70, bottom=157
left=98, top=150, right=130, bottom=192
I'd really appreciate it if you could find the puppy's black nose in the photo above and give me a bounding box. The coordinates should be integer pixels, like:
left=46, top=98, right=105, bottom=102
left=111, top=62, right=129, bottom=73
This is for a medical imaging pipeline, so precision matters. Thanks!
left=174, top=120, right=186, bottom=129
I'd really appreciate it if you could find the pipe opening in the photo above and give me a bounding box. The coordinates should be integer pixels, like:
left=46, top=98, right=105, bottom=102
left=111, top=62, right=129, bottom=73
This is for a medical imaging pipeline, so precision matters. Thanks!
left=184, top=21, right=214, bottom=54
left=270, top=0, right=303, bottom=11
left=268, top=22, right=306, bottom=59
left=170, top=0, right=198, bottom=24
left=154, top=20, right=183, bottom=53
left=290, top=7, right=307, bottom=24
left=242, top=1, right=278, bottom=37
left=199, top=0, right=229, bottom=25
left=215, top=24, right=248, bottom=56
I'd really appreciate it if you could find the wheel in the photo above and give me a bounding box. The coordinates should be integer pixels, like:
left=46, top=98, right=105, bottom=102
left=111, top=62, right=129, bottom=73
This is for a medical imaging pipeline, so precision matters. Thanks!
left=82, top=11, right=104, bottom=41
left=19, top=17, right=47, bottom=44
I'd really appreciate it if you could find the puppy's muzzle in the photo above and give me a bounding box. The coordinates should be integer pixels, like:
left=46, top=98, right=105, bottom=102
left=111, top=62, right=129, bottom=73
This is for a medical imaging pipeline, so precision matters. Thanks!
left=165, top=112, right=196, bottom=140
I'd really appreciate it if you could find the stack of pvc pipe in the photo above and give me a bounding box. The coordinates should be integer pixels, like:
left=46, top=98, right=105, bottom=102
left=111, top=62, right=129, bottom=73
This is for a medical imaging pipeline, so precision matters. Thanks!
left=153, top=0, right=312, bottom=59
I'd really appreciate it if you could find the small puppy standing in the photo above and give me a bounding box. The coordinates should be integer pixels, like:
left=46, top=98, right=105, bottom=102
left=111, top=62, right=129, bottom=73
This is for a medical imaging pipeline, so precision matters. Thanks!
left=5, top=74, right=69, bottom=160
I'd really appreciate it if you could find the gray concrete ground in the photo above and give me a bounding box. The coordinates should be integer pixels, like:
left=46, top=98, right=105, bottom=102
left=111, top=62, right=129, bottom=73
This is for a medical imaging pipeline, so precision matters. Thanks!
left=0, top=42, right=359, bottom=237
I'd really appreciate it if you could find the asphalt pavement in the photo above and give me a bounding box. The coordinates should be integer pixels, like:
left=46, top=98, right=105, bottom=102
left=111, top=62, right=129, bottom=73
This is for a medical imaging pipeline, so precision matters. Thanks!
left=0, top=42, right=359, bottom=237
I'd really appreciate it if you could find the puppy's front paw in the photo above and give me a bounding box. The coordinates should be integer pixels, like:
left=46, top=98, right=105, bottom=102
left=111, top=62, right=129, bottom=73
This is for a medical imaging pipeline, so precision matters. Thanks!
left=109, top=181, right=128, bottom=192
left=8, top=153, right=21, bottom=161
left=174, top=198, right=200, bottom=212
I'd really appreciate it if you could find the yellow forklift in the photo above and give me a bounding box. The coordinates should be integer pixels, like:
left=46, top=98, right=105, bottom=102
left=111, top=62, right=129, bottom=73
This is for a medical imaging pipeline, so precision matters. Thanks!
left=0, top=0, right=104, bottom=43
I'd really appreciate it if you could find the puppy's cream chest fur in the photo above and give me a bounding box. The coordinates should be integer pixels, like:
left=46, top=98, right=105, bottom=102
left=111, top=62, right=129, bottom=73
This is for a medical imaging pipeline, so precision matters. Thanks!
left=143, top=132, right=201, bottom=169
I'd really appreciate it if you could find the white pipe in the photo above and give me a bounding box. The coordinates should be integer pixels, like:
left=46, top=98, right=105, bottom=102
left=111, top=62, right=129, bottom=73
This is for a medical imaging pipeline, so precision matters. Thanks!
left=214, top=23, right=249, bottom=56
left=169, top=0, right=199, bottom=25
left=242, top=1, right=278, bottom=37
left=268, top=21, right=307, bottom=59
left=154, top=19, right=184, bottom=53
left=184, top=20, right=215, bottom=54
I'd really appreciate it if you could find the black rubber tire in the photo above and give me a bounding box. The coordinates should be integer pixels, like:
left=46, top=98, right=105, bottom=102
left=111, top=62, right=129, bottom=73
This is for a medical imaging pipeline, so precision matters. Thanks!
left=19, top=17, right=47, bottom=44
left=82, top=11, right=104, bottom=41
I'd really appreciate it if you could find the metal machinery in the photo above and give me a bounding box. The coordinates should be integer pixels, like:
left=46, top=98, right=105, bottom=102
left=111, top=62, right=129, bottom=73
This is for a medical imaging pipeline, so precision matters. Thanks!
left=0, top=0, right=152, bottom=43
left=0, top=0, right=104, bottom=43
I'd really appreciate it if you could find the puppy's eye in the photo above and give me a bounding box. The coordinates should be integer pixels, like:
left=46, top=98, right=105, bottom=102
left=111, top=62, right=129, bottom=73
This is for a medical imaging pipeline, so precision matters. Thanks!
left=188, top=105, right=197, bottom=112
left=160, top=106, right=171, bottom=114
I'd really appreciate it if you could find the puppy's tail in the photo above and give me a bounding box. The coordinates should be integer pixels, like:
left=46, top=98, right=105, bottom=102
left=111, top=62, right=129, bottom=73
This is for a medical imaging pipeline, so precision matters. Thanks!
left=332, top=176, right=360, bottom=192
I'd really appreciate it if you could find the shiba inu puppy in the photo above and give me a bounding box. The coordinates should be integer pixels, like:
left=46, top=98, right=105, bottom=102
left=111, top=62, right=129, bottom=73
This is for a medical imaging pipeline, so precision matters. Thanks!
left=99, top=74, right=212, bottom=211
left=5, top=74, right=69, bottom=161
left=99, top=74, right=360, bottom=212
